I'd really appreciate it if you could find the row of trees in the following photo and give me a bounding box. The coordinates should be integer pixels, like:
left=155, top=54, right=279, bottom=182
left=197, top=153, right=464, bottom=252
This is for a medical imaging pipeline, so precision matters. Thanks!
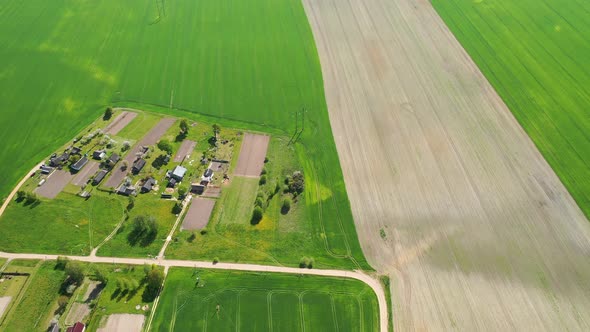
left=16, top=190, right=39, bottom=205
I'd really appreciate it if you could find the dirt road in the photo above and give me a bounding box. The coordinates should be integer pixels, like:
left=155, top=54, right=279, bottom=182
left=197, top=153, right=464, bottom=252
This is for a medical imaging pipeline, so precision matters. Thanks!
left=303, top=0, right=590, bottom=330
left=0, top=162, right=43, bottom=216
left=0, top=251, right=388, bottom=332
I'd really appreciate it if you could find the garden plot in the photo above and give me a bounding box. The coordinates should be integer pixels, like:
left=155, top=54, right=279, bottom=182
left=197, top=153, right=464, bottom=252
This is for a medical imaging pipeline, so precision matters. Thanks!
left=303, top=0, right=590, bottom=330
left=71, top=161, right=99, bottom=186
left=104, top=118, right=175, bottom=188
left=0, top=296, right=11, bottom=319
left=35, top=170, right=75, bottom=199
left=104, top=111, right=137, bottom=135
left=181, top=198, right=215, bottom=230
left=233, top=133, right=269, bottom=177
left=97, top=314, right=145, bottom=332
left=173, top=140, right=196, bottom=162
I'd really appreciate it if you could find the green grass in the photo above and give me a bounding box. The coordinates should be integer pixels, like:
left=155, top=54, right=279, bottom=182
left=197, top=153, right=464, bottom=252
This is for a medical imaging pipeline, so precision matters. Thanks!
left=149, top=268, right=378, bottom=332
left=215, top=177, right=259, bottom=224
left=0, top=261, right=65, bottom=332
left=96, top=194, right=177, bottom=258
left=0, top=191, right=124, bottom=255
left=0, top=0, right=369, bottom=269
left=431, top=0, right=590, bottom=219
left=114, top=111, right=162, bottom=142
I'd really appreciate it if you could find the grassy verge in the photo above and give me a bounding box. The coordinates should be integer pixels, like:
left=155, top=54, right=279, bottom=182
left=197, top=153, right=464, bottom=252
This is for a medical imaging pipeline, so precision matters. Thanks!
left=150, top=268, right=379, bottom=331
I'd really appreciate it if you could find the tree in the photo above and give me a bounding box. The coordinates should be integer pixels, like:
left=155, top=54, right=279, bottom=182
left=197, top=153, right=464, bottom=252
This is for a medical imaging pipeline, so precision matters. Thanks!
left=178, top=186, right=188, bottom=198
left=128, top=215, right=158, bottom=246
left=127, top=196, right=135, bottom=211
left=259, top=175, right=267, bottom=185
left=157, top=139, right=173, bottom=155
left=16, top=190, right=26, bottom=201
left=65, top=261, right=85, bottom=285
left=172, top=202, right=182, bottom=214
left=179, top=120, right=189, bottom=135
left=288, top=171, right=305, bottom=195
left=24, top=192, right=39, bottom=205
left=251, top=206, right=263, bottom=224
left=143, top=266, right=164, bottom=301
left=281, top=198, right=291, bottom=214
left=212, top=124, right=220, bottom=137
left=94, top=266, right=108, bottom=284
left=56, top=256, right=69, bottom=270
left=104, top=107, right=113, bottom=120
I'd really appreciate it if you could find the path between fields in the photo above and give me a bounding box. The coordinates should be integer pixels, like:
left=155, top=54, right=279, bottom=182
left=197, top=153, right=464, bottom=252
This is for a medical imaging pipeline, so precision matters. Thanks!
left=0, top=161, right=44, bottom=217
left=0, top=251, right=388, bottom=332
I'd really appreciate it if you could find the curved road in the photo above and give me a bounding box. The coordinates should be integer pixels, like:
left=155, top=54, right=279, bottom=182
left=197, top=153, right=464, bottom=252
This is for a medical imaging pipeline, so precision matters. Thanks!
left=0, top=251, right=388, bottom=332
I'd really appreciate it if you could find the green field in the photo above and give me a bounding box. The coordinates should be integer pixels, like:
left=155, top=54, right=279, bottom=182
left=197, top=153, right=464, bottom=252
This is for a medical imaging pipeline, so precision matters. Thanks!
left=0, top=261, right=65, bottom=332
left=149, top=268, right=378, bottom=331
left=431, top=0, right=590, bottom=218
left=0, top=0, right=369, bottom=268
left=0, top=191, right=123, bottom=255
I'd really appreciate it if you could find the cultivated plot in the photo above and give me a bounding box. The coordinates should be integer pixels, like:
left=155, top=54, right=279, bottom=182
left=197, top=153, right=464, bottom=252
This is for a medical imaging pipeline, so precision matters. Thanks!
left=97, top=314, right=145, bottom=332
left=234, top=133, right=270, bottom=177
left=173, top=140, right=196, bottom=162
left=149, top=268, right=378, bottom=332
left=181, top=198, right=215, bottom=231
left=104, top=111, right=138, bottom=136
left=303, top=0, right=590, bottom=330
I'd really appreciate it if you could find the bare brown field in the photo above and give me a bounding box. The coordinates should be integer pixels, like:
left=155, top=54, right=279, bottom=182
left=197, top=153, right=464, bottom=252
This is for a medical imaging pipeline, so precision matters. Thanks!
left=71, top=161, right=99, bottom=186
left=234, top=133, right=269, bottom=177
left=104, top=118, right=175, bottom=188
left=173, top=140, right=196, bottom=162
left=35, top=170, right=75, bottom=199
left=181, top=197, right=215, bottom=230
left=303, top=0, right=590, bottom=330
left=97, top=314, right=144, bottom=332
left=104, top=111, right=137, bottom=136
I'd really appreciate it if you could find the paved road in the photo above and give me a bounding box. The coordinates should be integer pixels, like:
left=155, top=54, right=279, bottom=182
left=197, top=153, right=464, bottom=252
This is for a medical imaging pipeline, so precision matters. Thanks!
left=0, top=162, right=44, bottom=216
left=0, top=251, right=388, bottom=332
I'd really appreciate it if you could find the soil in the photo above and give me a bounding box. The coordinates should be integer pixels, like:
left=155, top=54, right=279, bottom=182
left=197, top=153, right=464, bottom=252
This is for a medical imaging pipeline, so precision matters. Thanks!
left=71, top=161, right=99, bottom=186
left=104, top=118, right=175, bottom=188
left=174, top=140, right=196, bottom=162
left=233, top=133, right=269, bottom=177
left=35, top=170, right=75, bottom=199
left=104, top=111, right=138, bottom=136
left=97, top=314, right=145, bottom=332
left=65, top=302, right=90, bottom=325
left=303, top=0, right=590, bottom=330
left=0, top=296, right=11, bottom=319
left=181, top=197, right=216, bottom=230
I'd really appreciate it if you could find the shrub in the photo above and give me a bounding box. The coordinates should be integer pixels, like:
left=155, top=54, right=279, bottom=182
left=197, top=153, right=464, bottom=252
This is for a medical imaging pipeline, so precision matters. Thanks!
left=254, top=197, right=264, bottom=208
left=260, top=167, right=267, bottom=175
left=299, top=257, right=310, bottom=268
left=172, top=202, right=182, bottom=214
left=200, top=229, right=208, bottom=235
left=281, top=198, right=291, bottom=214
left=157, top=139, right=173, bottom=155
left=103, top=107, right=113, bottom=120
left=188, top=232, right=196, bottom=242
left=178, top=186, right=188, bottom=198
left=56, top=256, right=69, bottom=270
left=213, top=257, right=219, bottom=264
left=251, top=206, right=263, bottom=224
left=16, top=190, right=26, bottom=201
left=259, top=175, right=267, bottom=185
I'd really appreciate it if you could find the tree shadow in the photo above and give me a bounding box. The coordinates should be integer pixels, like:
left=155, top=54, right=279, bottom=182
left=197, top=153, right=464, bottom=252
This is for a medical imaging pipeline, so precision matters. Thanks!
left=110, top=288, right=121, bottom=300
left=175, top=132, right=187, bottom=142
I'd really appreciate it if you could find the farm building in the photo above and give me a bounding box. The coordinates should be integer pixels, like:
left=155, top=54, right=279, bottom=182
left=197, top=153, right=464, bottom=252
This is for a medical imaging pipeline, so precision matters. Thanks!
left=70, top=156, right=88, bottom=172
left=93, top=150, right=106, bottom=160
left=66, top=322, right=85, bottom=332
left=40, top=165, right=54, bottom=174
left=171, top=165, right=187, bottom=181
left=117, top=184, right=136, bottom=196
left=49, top=152, right=69, bottom=167
left=92, top=169, right=108, bottom=185
left=201, top=168, right=213, bottom=184
left=108, top=153, right=120, bottom=164
left=191, top=183, right=205, bottom=194
left=132, top=159, right=146, bottom=174
left=141, top=178, right=156, bottom=193
left=70, top=146, right=81, bottom=155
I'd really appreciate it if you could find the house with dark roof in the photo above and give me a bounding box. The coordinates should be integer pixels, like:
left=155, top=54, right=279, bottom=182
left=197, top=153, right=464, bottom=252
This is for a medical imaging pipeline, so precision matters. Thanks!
left=108, top=153, right=120, bottom=165
left=66, top=322, right=85, bottom=332
left=191, top=183, right=205, bottom=195
left=92, top=169, right=108, bottom=185
left=50, top=152, right=70, bottom=167
left=117, top=184, right=136, bottom=196
left=141, top=178, right=156, bottom=193
left=167, top=178, right=177, bottom=188
left=70, top=146, right=81, bottom=155
left=132, top=159, right=146, bottom=174
left=40, top=165, right=54, bottom=175
left=93, top=150, right=106, bottom=160
left=70, top=156, right=88, bottom=172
